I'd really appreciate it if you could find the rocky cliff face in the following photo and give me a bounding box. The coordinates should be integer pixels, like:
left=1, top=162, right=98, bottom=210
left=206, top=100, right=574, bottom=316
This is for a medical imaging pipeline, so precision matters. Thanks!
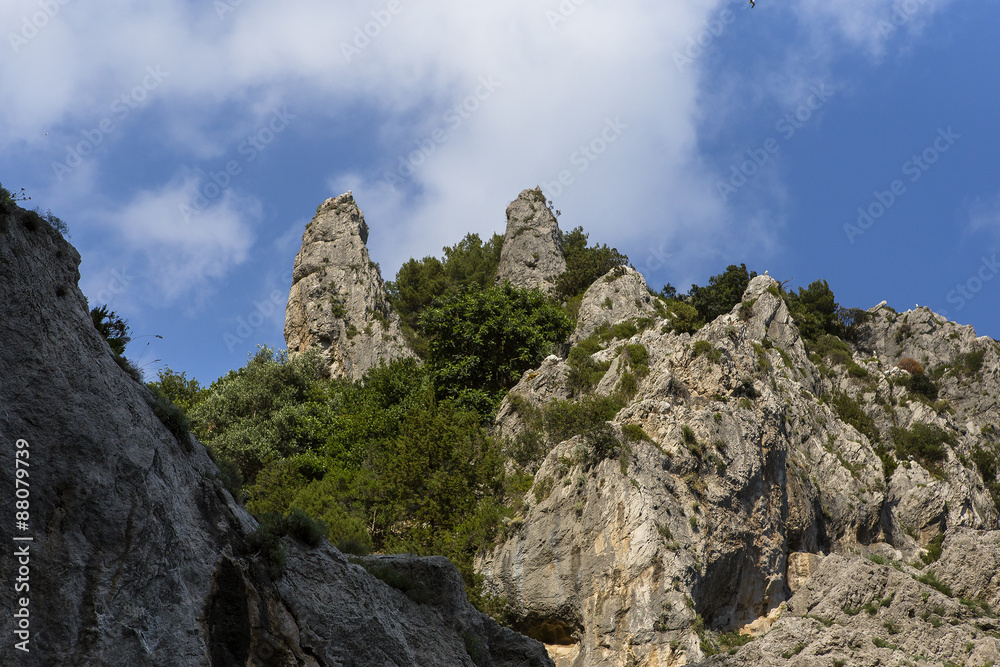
left=284, top=192, right=414, bottom=380
left=571, top=265, right=662, bottom=344
left=0, top=208, right=552, bottom=666
left=495, top=188, right=566, bottom=294
left=481, top=273, right=1000, bottom=665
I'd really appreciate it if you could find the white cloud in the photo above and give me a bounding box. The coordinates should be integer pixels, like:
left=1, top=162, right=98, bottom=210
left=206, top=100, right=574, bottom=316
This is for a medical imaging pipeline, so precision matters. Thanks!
left=3, top=0, right=959, bottom=304
left=84, top=172, right=259, bottom=304
left=967, top=195, right=1000, bottom=239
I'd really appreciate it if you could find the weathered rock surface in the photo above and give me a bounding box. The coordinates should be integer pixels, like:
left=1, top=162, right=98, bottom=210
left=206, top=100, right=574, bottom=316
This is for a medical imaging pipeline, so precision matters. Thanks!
left=697, top=548, right=1000, bottom=666
left=284, top=192, right=414, bottom=380
left=495, top=188, right=566, bottom=294
left=571, top=266, right=661, bottom=344
left=0, top=208, right=552, bottom=666
left=482, top=271, right=1000, bottom=665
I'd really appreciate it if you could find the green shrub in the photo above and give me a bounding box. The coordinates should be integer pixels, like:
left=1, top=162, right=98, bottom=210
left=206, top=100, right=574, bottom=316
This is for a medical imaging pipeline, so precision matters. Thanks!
left=387, top=232, right=504, bottom=354
left=206, top=444, right=245, bottom=503
left=91, top=304, right=132, bottom=357
left=904, top=372, right=939, bottom=401
left=914, top=569, right=952, bottom=597
left=555, top=226, right=629, bottom=301
left=151, top=391, right=191, bottom=445
left=114, top=355, right=144, bottom=382
left=543, top=394, right=624, bottom=444
left=921, top=533, right=944, bottom=565
left=687, top=264, right=756, bottom=324
left=566, top=345, right=611, bottom=395
left=507, top=430, right=547, bottom=468
left=622, top=423, right=652, bottom=442
left=830, top=391, right=880, bottom=444
left=147, top=367, right=204, bottom=413
left=892, top=423, right=956, bottom=471
left=956, top=349, right=985, bottom=375
left=692, top=340, right=722, bottom=363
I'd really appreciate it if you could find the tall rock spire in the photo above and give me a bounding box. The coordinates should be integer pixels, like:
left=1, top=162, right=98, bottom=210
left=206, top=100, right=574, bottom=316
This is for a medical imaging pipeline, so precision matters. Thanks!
left=284, top=192, right=414, bottom=380
left=495, top=187, right=566, bottom=294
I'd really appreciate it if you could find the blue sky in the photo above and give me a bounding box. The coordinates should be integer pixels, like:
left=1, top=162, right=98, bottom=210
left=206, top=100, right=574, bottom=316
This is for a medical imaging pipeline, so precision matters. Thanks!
left=2, top=0, right=998, bottom=386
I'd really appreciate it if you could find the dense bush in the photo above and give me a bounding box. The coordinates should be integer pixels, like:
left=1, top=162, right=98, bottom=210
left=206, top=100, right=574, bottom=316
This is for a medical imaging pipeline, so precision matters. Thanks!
left=148, top=367, right=205, bottom=414
left=189, top=347, right=333, bottom=481
left=891, top=423, right=956, bottom=473
left=543, top=394, right=624, bottom=445
left=903, top=372, right=939, bottom=401
left=150, top=390, right=191, bottom=446
left=555, top=226, right=630, bottom=301
left=687, top=264, right=756, bottom=324
left=897, top=358, right=924, bottom=375
left=421, top=283, right=572, bottom=416
left=830, top=391, right=880, bottom=445
left=387, top=233, right=503, bottom=356
left=190, top=351, right=515, bottom=613
left=566, top=345, right=611, bottom=395
left=786, top=280, right=870, bottom=344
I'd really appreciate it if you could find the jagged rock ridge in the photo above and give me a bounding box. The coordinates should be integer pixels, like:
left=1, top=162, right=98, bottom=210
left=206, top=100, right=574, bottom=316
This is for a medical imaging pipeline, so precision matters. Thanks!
left=284, top=192, right=414, bottom=380
left=0, top=207, right=552, bottom=666
left=495, top=187, right=567, bottom=294
left=482, top=268, right=1000, bottom=666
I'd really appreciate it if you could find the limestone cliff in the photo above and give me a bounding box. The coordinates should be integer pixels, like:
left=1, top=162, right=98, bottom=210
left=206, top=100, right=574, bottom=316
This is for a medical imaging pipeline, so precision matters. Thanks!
left=495, top=188, right=566, bottom=294
left=0, top=206, right=552, bottom=666
left=284, top=192, right=414, bottom=380
left=482, top=272, right=1000, bottom=666
left=571, top=265, right=662, bottom=344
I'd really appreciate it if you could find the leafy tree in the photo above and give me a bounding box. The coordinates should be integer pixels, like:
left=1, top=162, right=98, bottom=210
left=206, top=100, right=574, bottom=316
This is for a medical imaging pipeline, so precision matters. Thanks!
left=148, top=367, right=204, bottom=413
left=189, top=347, right=331, bottom=481
left=90, top=305, right=131, bottom=356
left=387, top=233, right=503, bottom=356
left=421, top=283, right=573, bottom=416
left=555, top=226, right=629, bottom=300
left=786, top=279, right=870, bottom=345
left=787, top=280, right=838, bottom=342
left=687, top=264, right=757, bottom=323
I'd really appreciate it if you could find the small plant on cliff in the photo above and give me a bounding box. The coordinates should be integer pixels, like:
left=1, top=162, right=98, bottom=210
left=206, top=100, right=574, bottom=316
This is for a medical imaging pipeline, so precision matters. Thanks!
left=91, top=304, right=132, bottom=357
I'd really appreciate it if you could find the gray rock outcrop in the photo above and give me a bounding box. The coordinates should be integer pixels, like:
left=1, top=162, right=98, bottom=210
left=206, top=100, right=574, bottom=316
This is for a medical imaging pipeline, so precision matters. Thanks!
left=0, top=207, right=552, bottom=666
left=495, top=188, right=566, bottom=294
left=698, top=548, right=1000, bottom=666
left=482, top=271, right=1000, bottom=665
left=571, top=265, right=662, bottom=343
left=284, top=192, right=414, bottom=380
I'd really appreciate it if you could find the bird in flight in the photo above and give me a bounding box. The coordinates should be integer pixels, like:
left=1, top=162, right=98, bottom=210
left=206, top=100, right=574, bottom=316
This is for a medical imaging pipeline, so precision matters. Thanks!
left=749, top=0, right=755, bottom=6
